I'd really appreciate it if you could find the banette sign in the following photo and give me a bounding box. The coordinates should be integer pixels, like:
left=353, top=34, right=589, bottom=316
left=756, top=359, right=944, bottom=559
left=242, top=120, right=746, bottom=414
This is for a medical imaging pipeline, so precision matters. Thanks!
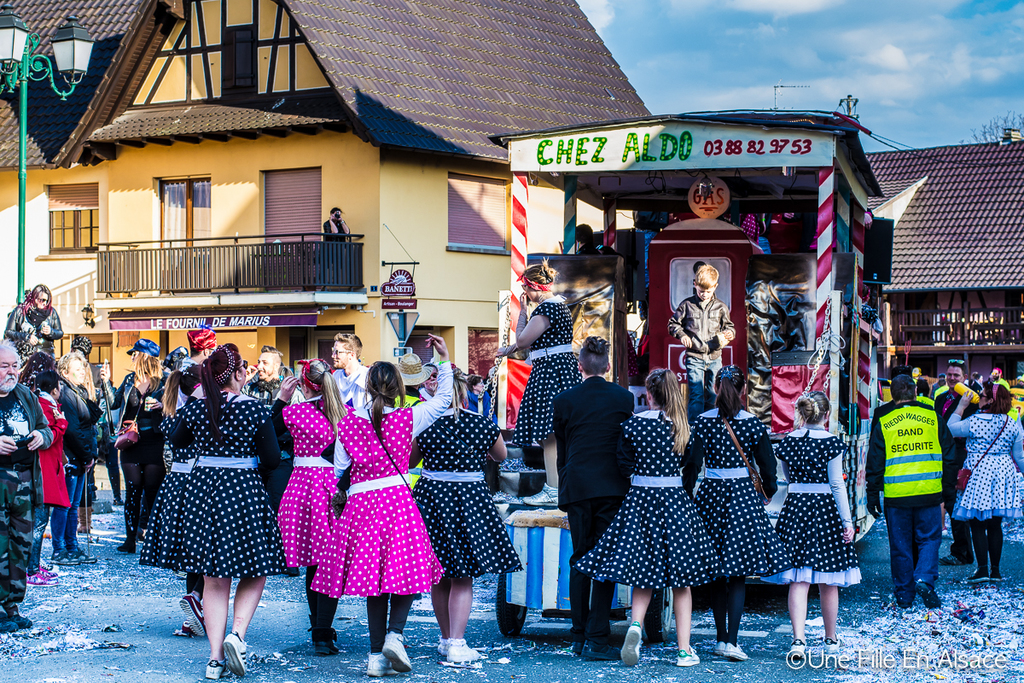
left=508, top=121, right=835, bottom=173
left=381, top=269, right=416, bottom=297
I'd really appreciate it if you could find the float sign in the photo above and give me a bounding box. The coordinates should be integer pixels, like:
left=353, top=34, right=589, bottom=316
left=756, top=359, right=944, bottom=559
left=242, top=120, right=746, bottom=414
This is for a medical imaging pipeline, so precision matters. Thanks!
left=381, top=270, right=416, bottom=296
left=688, top=176, right=730, bottom=219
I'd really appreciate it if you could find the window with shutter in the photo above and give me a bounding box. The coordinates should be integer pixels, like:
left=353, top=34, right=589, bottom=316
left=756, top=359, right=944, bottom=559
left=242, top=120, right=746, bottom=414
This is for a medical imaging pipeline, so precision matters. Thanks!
left=48, top=183, right=100, bottom=252
left=264, top=168, right=322, bottom=241
left=447, top=174, right=507, bottom=252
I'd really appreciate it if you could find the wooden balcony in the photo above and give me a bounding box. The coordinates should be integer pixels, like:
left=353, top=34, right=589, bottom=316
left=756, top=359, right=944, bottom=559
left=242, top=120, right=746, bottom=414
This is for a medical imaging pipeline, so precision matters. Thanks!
left=893, top=305, right=1024, bottom=350
left=96, top=234, right=363, bottom=295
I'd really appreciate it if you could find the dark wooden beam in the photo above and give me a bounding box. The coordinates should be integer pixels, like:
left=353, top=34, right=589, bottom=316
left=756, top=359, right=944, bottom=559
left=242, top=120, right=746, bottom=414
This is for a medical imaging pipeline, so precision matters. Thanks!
left=293, top=125, right=322, bottom=135
left=144, top=137, right=174, bottom=146
left=262, top=128, right=290, bottom=138
left=204, top=132, right=231, bottom=142
left=173, top=135, right=203, bottom=144
left=232, top=130, right=260, bottom=140
left=87, top=142, right=118, bottom=161
left=323, top=122, right=348, bottom=133
left=117, top=139, right=146, bottom=148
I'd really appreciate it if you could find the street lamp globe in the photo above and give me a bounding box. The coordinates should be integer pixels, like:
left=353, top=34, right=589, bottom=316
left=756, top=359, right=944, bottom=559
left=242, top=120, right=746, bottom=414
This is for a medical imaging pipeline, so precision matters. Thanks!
left=51, top=14, right=92, bottom=75
left=0, top=4, right=30, bottom=64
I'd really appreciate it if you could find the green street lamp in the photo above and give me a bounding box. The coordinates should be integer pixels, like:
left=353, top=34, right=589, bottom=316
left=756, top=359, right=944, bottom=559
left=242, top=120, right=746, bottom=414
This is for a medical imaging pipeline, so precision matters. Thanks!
left=0, top=4, right=93, bottom=303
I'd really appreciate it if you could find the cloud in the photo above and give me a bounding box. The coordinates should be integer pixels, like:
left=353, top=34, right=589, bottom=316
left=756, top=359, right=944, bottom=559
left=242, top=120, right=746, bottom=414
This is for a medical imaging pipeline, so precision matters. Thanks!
left=863, top=44, right=911, bottom=71
left=578, top=0, right=615, bottom=31
left=727, top=0, right=846, bottom=16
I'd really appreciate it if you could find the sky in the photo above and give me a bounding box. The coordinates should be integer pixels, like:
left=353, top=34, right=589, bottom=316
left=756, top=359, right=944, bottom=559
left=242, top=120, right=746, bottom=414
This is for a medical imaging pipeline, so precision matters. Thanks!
left=577, top=0, right=1024, bottom=151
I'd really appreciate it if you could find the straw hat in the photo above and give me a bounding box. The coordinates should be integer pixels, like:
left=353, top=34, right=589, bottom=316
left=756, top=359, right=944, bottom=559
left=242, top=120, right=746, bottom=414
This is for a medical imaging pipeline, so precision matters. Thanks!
left=397, top=353, right=432, bottom=385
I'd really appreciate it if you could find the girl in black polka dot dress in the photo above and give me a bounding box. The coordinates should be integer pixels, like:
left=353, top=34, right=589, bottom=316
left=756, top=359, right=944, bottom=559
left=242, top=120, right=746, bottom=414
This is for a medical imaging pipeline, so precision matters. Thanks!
left=411, top=370, right=522, bottom=664
left=690, top=365, right=791, bottom=662
left=498, top=261, right=581, bottom=505
left=762, top=392, right=860, bottom=661
left=141, top=365, right=207, bottom=637
left=169, top=344, right=285, bottom=681
left=576, top=369, right=719, bottom=668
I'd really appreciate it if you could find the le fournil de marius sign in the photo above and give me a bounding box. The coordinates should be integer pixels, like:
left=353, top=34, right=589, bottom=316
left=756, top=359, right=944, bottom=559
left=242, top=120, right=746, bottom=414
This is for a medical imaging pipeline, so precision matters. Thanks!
left=110, top=312, right=319, bottom=331
left=509, top=121, right=836, bottom=173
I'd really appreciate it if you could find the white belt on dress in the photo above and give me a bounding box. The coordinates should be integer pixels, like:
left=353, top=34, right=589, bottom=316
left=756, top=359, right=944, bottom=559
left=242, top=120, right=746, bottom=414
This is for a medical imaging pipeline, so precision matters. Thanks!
left=348, top=474, right=407, bottom=496
left=293, top=456, right=333, bottom=468
left=420, top=470, right=485, bottom=482
left=196, top=456, right=259, bottom=469
left=529, top=344, right=574, bottom=363
left=170, top=458, right=196, bottom=474
left=788, top=483, right=831, bottom=494
left=705, top=467, right=749, bottom=479
left=631, top=475, right=683, bottom=487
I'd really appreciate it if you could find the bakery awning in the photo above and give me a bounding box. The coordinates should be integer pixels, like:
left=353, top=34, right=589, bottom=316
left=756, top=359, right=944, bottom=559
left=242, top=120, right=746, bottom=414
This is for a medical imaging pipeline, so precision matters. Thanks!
left=108, top=308, right=320, bottom=331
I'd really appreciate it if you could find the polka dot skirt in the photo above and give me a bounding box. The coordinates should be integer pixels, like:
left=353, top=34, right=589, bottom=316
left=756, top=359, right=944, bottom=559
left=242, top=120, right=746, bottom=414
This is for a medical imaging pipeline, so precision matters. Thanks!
left=413, top=410, right=522, bottom=578
left=954, top=414, right=1024, bottom=521
left=513, top=298, right=582, bottom=444
left=575, top=413, right=720, bottom=589
left=766, top=433, right=860, bottom=584
left=141, top=414, right=199, bottom=571
left=692, top=413, right=792, bottom=578
left=176, top=397, right=287, bottom=579
left=312, top=408, right=443, bottom=598
left=278, top=402, right=338, bottom=567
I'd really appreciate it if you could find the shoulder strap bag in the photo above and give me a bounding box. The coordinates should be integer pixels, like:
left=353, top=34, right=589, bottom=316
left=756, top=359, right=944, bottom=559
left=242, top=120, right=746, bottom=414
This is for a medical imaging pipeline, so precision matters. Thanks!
left=722, top=416, right=768, bottom=502
left=114, top=392, right=143, bottom=451
left=956, top=415, right=1009, bottom=492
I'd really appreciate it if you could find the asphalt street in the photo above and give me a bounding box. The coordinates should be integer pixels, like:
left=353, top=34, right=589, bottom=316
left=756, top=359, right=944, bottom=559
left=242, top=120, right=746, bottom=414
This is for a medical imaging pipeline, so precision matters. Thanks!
left=4, top=493, right=1024, bottom=683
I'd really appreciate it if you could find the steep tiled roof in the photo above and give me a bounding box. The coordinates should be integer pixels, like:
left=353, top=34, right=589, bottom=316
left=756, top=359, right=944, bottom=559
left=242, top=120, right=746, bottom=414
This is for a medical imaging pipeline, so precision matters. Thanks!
left=866, top=142, right=1024, bottom=291
left=0, top=0, right=145, bottom=168
left=284, top=0, right=649, bottom=159
left=90, top=96, right=347, bottom=140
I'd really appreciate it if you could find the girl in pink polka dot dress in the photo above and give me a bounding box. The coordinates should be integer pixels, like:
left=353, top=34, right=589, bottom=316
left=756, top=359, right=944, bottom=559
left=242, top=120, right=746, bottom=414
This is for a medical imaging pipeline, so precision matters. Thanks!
left=274, top=359, right=348, bottom=656
left=312, top=334, right=453, bottom=677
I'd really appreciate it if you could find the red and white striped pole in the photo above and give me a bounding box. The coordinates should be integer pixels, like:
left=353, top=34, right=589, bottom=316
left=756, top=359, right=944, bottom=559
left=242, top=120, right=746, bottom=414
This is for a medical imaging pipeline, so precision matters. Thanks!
left=851, top=204, right=872, bottom=430
left=816, top=167, right=836, bottom=340
left=505, top=172, right=531, bottom=429
left=603, top=198, right=617, bottom=248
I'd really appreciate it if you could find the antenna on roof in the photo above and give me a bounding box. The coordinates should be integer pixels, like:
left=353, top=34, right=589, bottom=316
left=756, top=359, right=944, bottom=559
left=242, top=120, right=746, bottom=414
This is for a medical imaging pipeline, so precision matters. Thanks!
left=773, top=81, right=810, bottom=110
left=838, top=94, right=859, bottom=119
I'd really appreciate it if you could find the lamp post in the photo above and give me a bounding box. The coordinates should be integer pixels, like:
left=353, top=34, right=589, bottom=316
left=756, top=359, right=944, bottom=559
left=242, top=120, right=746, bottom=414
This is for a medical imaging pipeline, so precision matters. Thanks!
left=0, top=4, right=93, bottom=303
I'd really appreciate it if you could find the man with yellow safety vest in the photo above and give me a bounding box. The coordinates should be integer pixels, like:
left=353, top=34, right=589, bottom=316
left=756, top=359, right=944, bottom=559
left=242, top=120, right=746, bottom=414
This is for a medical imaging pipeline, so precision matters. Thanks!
left=867, top=375, right=955, bottom=609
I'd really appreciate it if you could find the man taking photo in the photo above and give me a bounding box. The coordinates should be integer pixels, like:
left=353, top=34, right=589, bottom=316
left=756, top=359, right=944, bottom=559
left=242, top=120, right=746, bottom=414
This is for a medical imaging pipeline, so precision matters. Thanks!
left=0, top=341, right=53, bottom=632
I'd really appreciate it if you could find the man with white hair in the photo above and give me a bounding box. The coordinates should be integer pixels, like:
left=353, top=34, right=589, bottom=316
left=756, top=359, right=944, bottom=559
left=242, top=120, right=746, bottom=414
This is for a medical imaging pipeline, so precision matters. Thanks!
left=0, top=341, right=53, bottom=632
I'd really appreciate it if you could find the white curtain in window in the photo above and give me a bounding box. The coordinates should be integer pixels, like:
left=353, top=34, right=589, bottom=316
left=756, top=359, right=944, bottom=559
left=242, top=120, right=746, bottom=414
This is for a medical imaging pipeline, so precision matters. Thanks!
left=192, top=179, right=211, bottom=239
left=163, top=181, right=187, bottom=241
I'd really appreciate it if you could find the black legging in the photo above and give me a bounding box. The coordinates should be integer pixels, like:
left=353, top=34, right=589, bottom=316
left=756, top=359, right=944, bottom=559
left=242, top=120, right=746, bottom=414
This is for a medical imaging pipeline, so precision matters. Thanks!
left=305, top=566, right=339, bottom=630
left=366, top=593, right=415, bottom=653
left=106, top=449, right=121, bottom=501
left=969, top=517, right=1003, bottom=572
left=712, top=577, right=746, bottom=646
left=122, top=462, right=165, bottom=541
left=186, top=573, right=205, bottom=597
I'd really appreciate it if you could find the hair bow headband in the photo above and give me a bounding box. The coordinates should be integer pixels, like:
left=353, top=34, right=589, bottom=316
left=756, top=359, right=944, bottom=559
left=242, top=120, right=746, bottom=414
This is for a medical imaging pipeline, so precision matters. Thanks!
left=297, top=360, right=322, bottom=394
left=719, top=365, right=742, bottom=383
left=517, top=273, right=552, bottom=291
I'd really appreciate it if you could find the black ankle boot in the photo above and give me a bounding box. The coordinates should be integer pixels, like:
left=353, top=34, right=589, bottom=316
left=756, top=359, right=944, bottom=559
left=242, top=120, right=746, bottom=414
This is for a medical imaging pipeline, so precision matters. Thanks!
left=311, top=628, right=339, bottom=656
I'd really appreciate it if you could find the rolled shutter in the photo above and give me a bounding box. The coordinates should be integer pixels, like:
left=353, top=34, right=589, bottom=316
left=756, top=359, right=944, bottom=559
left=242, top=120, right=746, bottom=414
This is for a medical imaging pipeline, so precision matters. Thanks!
left=264, top=168, right=322, bottom=241
left=49, top=183, right=99, bottom=211
left=447, top=174, right=506, bottom=249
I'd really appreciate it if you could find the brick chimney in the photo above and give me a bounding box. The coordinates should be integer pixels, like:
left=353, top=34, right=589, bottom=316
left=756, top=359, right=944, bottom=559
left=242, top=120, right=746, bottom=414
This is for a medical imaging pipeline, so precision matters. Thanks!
left=1001, top=128, right=1022, bottom=145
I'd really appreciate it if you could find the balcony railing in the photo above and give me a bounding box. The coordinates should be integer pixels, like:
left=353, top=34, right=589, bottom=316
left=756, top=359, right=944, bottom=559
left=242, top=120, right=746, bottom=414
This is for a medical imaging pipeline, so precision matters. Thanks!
left=893, top=305, right=1024, bottom=347
left=96, top=233, right=363, bottom=295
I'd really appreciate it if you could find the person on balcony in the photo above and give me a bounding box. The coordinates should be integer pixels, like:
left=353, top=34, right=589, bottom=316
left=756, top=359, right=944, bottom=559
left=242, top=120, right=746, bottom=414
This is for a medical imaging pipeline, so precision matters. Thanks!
left=5, top=285, right=63, bottom=361
left=323, top=207, right=351, bottom=242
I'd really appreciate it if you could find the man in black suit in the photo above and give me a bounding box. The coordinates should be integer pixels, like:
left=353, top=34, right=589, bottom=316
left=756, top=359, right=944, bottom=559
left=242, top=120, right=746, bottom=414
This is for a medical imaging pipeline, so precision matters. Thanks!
left=934, top=359, right=979, bottom=566
left=553, top=336, right=635, bottom=661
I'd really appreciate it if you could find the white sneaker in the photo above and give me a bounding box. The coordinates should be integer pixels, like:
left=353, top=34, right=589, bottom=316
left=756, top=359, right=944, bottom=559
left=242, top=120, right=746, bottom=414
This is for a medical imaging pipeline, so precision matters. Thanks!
left=367, top=652, right=398, bottom=677
left=621, top=622, right=642, bottom=666
left=205, top=660, right=224, bottom=680
left=437, top=637, right=451, bottom=657
left=383, top=632, right=412, bottom=673
left=223, top=631, right=247, bottom=676
left=522, top=484, right=558, bottom=506
left=824, top=637, right=841, bottom=655
left=789, top=639, right=806, bottom=660
left=676, top=648, right=701, bottom=667
left=714, top=641, right=728, bottom=656
left=724, top=643, right=748, bottom=661
left=447, top=639, right=481, bottom=664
